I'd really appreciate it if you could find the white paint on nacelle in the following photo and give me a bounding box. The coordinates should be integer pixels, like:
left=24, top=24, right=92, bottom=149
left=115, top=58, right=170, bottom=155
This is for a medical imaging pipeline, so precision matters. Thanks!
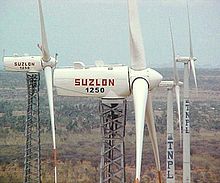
left=176, top=56, right=197, bottom=63
left=159, top=81, right=183, bottom=88
left=3, top=55, right=56, bottom=72
left=54, top=65, right=130, bottom=98
left=4, top=56, right=43, bottom=72
left=54, top=65, right=163, bottom=98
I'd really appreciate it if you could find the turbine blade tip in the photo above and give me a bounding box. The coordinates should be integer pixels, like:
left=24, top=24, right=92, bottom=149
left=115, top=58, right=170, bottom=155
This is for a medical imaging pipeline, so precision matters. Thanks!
left=158, top=170, right=162, bottom=183
left=52, top=148, right=57, bottom=167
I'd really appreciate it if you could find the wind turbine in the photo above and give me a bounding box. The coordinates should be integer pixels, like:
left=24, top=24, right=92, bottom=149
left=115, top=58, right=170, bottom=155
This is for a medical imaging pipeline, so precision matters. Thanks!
left=3, top=0, right=58, bottom=182
left=159, top=19, right=183, bottom=183
left=54, top=0, right=162, bottom=182
left=176, top=3, right=198, bottom=183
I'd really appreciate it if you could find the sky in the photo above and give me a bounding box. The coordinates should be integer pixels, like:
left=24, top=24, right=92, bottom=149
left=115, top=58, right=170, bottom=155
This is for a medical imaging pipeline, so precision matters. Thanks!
left=0, top=0, right=220, bottom=68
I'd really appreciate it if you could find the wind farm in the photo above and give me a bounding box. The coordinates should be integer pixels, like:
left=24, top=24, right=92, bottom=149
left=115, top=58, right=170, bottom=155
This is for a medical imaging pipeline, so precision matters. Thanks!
left=0, top=0, right=220, bottom=183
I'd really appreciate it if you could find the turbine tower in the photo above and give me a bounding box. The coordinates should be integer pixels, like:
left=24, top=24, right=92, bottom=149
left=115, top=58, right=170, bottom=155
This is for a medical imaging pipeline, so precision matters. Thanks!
left=3, top=0, right=58, bottom=182
left=176, top=3, right=198, bottom=183
left=99, top=99, right=127, bottom=183
left=166, top=86, right=175, bottom=183
left=159, top=19, right=183, bottom=183
left=24, top=72, right=41, bottom=183
left=54, top=0, right=163, bottom=182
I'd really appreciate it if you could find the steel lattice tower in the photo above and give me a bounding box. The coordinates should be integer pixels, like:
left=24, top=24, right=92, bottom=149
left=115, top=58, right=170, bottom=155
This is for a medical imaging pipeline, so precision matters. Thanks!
left=24, top=72, right=41, bottom=183
left=99, top=99, right=127, bottom=183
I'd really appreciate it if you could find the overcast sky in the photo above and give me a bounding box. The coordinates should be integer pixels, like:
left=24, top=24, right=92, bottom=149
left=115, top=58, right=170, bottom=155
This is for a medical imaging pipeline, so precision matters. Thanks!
left=1, top=0, right=220, bottom=68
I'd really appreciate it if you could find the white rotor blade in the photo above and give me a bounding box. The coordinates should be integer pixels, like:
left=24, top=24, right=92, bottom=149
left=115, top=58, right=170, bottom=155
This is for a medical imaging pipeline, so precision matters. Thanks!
left=128, top=0, right=146, bottom=70
left=187, top=2, right=193, bottom=59
left=132, top=79, right=148, bottom=182
left=169, top=18, right=179, bottom=84
left=170, top=18, right=182, bottom=146
left=190, top=59, right=198, bottom=89
left=175, top=85, right=182, bottom=147
left=145, top=92, right=162, bottom=183
left=44, top=66, right=57, bottom=183
left=38, top=0, right=57, bottom=182
left=38, top=0, right=50, bottom=61
left=187, top=2, right=198, bottom=88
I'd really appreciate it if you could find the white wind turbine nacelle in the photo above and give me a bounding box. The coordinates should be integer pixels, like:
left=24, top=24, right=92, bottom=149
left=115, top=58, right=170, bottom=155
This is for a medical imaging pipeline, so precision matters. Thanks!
left=4, top=55, right=42, bottom=72
left=54, top=64, right=131, bottom=98
left=160, top=80, right=183, bottom=88
left=54, top=64, right=162, bottom=99
left=3, top=55, right=56, bottom=72
left=175, top=55, right=197, bottom=63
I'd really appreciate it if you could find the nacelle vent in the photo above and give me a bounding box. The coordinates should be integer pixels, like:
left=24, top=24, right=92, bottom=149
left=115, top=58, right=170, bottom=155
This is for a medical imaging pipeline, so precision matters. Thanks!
left=73, top=62, right=85, bottom=69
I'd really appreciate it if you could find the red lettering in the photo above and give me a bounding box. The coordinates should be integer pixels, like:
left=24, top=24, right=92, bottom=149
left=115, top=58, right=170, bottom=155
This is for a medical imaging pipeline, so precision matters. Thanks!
left=74, top=79, right=80, bottom=86
left=89, top=79, right=94, bottom=86
left=74, top=78, right=115, bottom=86
left=102, top=79, right=107, bottom=86
left=109, top=79, right=114, bottom=86
left=82, top=79, right=87, bottom=86
left=14, top=62, right=35, bottom=67
left=95, top=79, right=100, bottom=86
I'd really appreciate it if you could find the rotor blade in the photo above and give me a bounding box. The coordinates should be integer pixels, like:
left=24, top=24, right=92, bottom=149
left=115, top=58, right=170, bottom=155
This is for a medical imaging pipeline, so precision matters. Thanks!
left=187, top=2, right=193, bottom=58
left=38, top=0, right=50, bottom=61
left=128, top=0, right=146, bottom=70
left=175, top=85, right=182, bottom=147
left=132, top=79, right=148, bottom=182
left=190, top=59, right=198, bottom=90
left=169, top=18, right=179, bottom=84
left=187, top=2, right=198, bottom=93
left=145, top=92, right=162, bottom=183
left=44, top=66, right=57, bottom=183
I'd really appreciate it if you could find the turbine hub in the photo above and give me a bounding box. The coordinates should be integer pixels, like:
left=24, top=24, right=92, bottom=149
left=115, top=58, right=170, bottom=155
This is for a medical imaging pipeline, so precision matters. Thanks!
left=129, top=68, right=163, bottom=91
left=41, top=56, right=57, bottom=69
